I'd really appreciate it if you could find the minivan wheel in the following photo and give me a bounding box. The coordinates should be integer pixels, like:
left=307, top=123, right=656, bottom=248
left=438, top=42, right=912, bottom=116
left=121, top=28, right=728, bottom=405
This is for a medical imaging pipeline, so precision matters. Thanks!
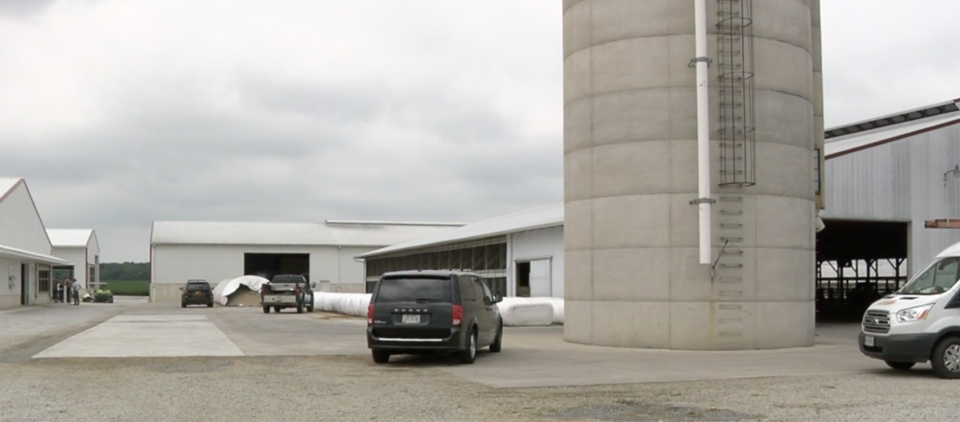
left=372, top=349, right=390, bottom=364
left=458, top=328, right=477, bottom=364
left=489, top=320, right=503, bottom=353
left=931, top=337, right=960, bottom=379
left=885, top=361, right=915, bottom=371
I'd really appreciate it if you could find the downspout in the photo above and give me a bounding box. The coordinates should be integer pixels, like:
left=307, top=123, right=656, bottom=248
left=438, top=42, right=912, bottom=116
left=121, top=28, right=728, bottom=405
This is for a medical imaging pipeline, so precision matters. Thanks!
left=694, top=0, right=714, bottom=264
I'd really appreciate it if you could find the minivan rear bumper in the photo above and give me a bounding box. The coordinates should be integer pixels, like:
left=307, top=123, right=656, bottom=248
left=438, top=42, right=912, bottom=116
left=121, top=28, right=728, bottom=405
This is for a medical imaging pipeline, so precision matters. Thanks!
left=367, top=327, right=464, bottom=352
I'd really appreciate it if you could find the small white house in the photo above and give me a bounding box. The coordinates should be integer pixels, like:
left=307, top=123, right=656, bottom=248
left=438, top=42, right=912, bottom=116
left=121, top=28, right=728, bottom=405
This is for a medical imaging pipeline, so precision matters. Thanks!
left=0, top=177, right=72, bottom=310
left=47, top=229, right=101, bottom=292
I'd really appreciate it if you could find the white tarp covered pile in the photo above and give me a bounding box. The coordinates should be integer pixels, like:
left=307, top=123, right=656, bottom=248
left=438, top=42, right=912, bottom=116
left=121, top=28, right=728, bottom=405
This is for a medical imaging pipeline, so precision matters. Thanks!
left=315, top=292, right=371, bottom=317
left=213, top=275, right=269, bottom=306
left=314, top=292, right=566, bottom=325
left=498, top=297, right=553, bottom=326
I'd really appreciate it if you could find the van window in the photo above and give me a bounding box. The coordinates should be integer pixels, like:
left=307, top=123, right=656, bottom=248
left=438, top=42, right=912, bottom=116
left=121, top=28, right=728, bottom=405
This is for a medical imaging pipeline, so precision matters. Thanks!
left=899, top=257, right=960, bottom=295
left=375, top=276, right=452, bottom=303
left=458, top=276, right=476, bottom=301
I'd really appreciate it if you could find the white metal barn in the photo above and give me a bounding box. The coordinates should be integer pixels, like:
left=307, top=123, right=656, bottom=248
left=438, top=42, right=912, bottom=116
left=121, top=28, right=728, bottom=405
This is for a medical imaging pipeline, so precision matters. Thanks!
left=0, top=178, right=71, bottom=309
left=356, top=203, right=564, bottom=299
left=47, top=229, right=102, bottom=292
left=148, top=220, right=463, bottom=303
left=815, top=98, right=960, bottom=319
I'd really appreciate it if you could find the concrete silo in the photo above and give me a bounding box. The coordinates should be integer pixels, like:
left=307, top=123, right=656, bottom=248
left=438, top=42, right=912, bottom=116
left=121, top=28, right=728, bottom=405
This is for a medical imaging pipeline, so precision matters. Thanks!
left=563, top=0, right=820, bottom=350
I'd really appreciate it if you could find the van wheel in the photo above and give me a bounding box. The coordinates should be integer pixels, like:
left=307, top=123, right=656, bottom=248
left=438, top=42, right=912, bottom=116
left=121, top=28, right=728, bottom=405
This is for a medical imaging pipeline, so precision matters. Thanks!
left=885, top=361, right=915, bottom=371
left=489, top=320, right=503, bottom=353
left=931, top=337, right=960, bottom=379
left=372, top=350, right=390, bottom=364
left=262, top=306, right=270, bottom=313
left=458, top=328, right=477, bottom=364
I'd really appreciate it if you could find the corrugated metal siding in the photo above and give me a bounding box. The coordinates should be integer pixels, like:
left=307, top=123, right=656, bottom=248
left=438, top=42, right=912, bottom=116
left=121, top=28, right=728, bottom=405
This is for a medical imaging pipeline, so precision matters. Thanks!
left=821, top=140, right=911, bottom=221
left=823, top=123, right=960, bottom=276
left=508, top=226, right=565, bottom=298
left=908, top=124, right=960, bottom=274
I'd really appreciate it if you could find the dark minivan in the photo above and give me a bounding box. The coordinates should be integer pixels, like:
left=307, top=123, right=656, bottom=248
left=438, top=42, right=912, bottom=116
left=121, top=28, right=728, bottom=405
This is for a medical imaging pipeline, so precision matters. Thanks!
left=366, top=270, right=503, bottom=364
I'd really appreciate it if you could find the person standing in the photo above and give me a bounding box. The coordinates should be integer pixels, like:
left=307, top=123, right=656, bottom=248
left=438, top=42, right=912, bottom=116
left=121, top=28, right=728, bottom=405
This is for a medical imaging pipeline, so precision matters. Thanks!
left=72, top=279, right=81, bottom=305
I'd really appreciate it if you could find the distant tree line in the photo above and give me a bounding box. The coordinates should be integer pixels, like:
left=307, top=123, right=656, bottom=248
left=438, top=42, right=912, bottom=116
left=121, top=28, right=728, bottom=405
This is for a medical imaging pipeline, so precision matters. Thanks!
left=99, top=262, right=150, bottom=282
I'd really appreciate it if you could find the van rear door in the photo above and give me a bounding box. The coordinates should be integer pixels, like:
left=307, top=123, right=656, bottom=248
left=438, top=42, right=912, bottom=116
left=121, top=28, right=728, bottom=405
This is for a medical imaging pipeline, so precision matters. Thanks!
left=371, top=275, right=457, bottom=340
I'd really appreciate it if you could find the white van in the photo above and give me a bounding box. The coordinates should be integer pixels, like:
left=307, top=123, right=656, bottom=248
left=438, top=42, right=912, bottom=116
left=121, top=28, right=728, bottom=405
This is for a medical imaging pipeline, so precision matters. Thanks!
left=859, top=240, right=960, bottom=378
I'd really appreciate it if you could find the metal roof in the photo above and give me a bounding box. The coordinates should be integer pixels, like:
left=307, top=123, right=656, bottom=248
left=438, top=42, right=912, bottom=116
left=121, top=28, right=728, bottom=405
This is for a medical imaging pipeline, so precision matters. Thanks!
left=47, top=229, right=94, bottom=248
left=825, top=98, right=960, bottom=159
left=150, top=220, right=463, bottom=247
left=825, top=98, right=960, bottom=140
left=0, top=243, right=71, bottom=265
left=356, top=202, right=564, bottom=259
left=0, top=177, right=23, bottom=203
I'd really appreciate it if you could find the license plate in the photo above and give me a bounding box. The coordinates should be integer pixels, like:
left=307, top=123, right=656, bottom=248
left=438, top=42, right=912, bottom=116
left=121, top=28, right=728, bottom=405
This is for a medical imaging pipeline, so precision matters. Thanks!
left=864, top=335, right=875, bottom=347
left=402, top=314, right=420, bottom=324
left=194, top=292, right=202, bottom=295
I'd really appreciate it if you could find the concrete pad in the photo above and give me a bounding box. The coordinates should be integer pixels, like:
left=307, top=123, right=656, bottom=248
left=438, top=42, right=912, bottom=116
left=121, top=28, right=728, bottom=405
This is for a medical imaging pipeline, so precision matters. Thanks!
left=33, top=314, right=243, bottom=358
left=439, top=325, right=879, bottom=388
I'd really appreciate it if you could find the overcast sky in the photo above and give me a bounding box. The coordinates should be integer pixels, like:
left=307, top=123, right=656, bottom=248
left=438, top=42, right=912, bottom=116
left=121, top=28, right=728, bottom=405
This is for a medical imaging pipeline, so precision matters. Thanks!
left=1, top=0, right=957, bottom=263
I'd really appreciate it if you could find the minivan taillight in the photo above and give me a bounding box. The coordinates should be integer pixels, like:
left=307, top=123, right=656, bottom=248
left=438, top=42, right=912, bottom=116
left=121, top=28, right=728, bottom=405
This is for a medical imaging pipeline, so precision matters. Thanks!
left=367, top=304, right=374, bottom=325
left=452, top=304, right=463, bottom=327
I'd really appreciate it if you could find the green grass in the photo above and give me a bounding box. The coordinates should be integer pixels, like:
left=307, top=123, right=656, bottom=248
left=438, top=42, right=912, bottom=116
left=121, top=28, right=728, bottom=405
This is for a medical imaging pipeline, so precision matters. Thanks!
left=100, top=280, right=150, bottom=296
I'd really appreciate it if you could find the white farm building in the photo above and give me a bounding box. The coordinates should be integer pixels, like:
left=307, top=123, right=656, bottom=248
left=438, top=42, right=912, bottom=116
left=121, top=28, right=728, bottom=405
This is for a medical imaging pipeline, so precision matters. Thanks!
left=47, top=229, right=102, bottom=292
left=356, top=203, right=564, bottom=299
left=148, top=220, right=463, bottom=302
left=0, top=177, right=73, bottom=309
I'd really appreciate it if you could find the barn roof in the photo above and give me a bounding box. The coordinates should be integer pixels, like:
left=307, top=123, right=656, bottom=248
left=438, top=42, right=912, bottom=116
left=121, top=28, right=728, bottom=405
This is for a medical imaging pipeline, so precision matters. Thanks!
left=356, top=202, right=564, bottom=259
left=825, top=98, right=960, bottom=159
left=47, top=229, right=94, bottom=248
left=150, top=220, right=464, bottom=247
left=0, top=177, right=23, bottom=203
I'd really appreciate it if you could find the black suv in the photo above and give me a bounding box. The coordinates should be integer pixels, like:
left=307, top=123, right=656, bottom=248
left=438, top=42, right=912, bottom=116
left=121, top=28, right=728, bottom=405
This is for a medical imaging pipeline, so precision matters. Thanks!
left=366, top=270, right=503, bottom=364
left=180, top=279, right=214, bottom=308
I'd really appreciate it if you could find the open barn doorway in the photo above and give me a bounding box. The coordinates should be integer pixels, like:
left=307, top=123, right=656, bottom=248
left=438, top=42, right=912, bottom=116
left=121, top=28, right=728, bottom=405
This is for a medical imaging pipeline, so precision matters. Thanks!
left=816, top=220, right=908, bottom=322
left=243, top=253, right=310, bottom=282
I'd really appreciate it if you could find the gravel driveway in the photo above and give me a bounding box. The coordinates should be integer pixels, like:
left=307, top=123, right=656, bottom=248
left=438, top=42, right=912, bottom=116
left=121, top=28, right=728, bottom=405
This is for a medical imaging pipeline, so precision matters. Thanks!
left=1, top=355, right=958, bottom=422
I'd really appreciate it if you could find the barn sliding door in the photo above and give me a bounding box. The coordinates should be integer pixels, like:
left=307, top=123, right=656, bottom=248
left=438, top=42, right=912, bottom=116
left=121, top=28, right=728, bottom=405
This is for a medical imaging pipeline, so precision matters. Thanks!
left=528, top=259, right=552, bottom=297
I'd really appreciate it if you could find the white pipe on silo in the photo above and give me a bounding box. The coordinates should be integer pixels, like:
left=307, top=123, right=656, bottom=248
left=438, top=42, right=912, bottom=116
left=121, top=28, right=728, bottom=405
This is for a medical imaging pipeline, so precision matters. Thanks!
left=694, top=0, right=712, bottom=264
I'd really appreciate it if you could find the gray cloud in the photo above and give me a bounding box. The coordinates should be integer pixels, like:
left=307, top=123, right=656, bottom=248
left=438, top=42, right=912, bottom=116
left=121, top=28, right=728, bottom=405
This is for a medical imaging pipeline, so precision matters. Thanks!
left=0, top=0, right=953, bottom=262
left=0, top=0, right=58, bottom=18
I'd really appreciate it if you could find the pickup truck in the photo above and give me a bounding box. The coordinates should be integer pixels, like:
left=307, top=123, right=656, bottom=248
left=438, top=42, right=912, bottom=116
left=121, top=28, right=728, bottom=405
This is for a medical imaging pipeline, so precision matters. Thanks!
left=260, top=274, right=315, bottom=314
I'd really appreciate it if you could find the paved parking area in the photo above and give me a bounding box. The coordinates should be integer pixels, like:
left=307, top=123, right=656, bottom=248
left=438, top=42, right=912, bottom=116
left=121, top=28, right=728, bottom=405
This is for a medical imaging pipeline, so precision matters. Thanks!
left=3, top=300, right=957, bottom=422
left=17, top=301, right=892, bottom=388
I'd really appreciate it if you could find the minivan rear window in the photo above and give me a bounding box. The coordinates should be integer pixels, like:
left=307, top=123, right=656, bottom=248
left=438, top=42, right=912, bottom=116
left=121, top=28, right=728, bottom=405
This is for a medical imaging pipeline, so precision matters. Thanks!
left=375, top=277, right=452, bottom=303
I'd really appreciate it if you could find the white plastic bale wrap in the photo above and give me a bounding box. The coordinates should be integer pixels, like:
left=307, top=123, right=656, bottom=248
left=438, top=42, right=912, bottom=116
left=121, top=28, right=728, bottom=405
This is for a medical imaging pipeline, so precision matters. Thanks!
left=313, top=292, right=566, bottom=325
left=212, top=275, right=269, bottom=306
left=534, top=297, right=565, bottom=324
left=497, top=297, right=554, bottom=326
left=315, top=292, right=371, bottom=317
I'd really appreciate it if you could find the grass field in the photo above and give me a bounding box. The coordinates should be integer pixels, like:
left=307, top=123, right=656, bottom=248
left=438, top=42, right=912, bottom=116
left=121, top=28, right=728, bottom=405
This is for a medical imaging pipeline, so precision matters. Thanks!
left=100, top=280, right=150, bottom=296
